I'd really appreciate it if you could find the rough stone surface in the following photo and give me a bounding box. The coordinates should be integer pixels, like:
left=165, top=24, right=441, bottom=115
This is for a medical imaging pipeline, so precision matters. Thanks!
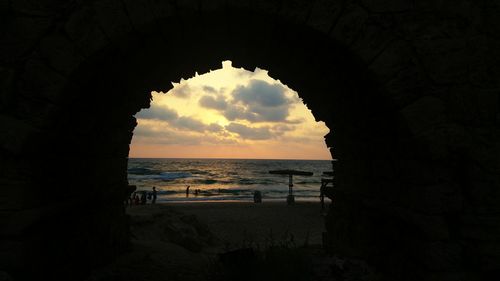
left=1, top=0, right=499, bottom=280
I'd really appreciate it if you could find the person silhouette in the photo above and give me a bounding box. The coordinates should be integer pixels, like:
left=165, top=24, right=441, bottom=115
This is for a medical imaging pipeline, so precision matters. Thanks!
left=133, top=192, right=140, bottom=205
left=186, top=185, right=190, bottom=197
left=152, top=186, right=157, bottom=204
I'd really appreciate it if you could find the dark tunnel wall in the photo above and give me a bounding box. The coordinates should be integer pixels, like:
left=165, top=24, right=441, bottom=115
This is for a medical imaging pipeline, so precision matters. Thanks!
left=1, top=1, right=499, bottom=280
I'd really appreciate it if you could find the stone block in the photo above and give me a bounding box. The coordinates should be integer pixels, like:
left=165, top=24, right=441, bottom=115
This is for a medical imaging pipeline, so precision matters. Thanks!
left=360, top=0, right=414, bottom=13
left=93, top=0, right=134, bottom=42
left=329, top=3, right=369, bottom=47
left=199, top=0, right=227, bottom=12
left=11, top=0, right=69, bottom=16
left=65, top=6, right=110, bottom=57
left=18, top=59, right=67, bottom=104
left=252, top=0, right=282, bottom=15
left=306, top=0, right=343, bottom=33
left=400, top=96, right=447, bottom=137
left=349, top=22, right=396, bottom=64
left=176, top=0, right=199, bottom=11
left=0, top=17, right=52, bottom=62
left=146, top=0, right=175, bottom=20
left=383, top=69, right=426, bottom=108
left=447, top=86, right=499, bottom=126
left=226, top=0, right=252, bottom=10
left=368, top=40, right=416, bottom=82
left=0, top=115, right=39, bottom=155
left=415, top=37, right=469, bottom=84
left=121, top=0, right=156, bottom=32
left=279, top=0, right=315, bottom=23
left=39, top=35, right=85, bottom=76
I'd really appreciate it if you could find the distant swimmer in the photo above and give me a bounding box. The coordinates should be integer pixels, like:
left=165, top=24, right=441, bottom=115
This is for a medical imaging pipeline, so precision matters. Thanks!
left=152, top=186, right=157, bottom=204
left=186, top=185, right=190, bottom=197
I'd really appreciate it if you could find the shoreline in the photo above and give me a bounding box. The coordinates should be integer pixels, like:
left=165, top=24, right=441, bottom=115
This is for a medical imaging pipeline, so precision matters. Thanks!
left=149, top=197, right=322, bottom=204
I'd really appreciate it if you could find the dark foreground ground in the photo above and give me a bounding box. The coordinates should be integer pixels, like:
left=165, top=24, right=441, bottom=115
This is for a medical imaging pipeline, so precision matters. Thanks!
left=86, top=202, right=377, bottom=281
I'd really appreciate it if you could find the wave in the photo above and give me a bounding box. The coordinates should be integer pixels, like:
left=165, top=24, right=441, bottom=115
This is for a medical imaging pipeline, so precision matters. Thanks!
left=128, top=171, right=192, bottom=181
left=136, top=187, right=318, bottom=197
left=237, top=178, right=277, bottom=185
left=128, top=167, right=162, bottom=175
left=191, top=179, right=218, bottom=185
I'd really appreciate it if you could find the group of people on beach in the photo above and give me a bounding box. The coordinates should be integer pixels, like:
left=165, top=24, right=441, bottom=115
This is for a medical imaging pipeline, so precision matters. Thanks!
left=125, top=186, right=157, bottom=206
left=185, top=185, right=203, bottom=197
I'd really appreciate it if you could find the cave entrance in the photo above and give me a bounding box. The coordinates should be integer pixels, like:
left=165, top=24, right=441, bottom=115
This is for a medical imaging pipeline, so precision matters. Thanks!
left=128, top=60, right=332, bottom=202
left=124, top=61, right=334, bottom=260
left=10, top=8, right=410, bottom=281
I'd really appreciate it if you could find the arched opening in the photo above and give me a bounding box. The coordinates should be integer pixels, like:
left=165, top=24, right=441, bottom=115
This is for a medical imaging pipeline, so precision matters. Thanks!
left=128, top=60, right=332, bottom=202
left=6, top=10, right=409, bottom=280
left=3, top=2, right=496, bottom=281
left=52, top=13, right=404, bottom=276
left=122, top=62, right=335, bottom=279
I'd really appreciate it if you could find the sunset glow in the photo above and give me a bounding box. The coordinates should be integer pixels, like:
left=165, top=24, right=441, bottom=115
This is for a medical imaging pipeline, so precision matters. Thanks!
left=129, top=61, right=331, bottom=160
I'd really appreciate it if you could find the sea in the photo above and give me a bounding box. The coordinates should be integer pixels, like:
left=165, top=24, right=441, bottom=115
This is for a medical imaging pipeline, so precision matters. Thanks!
left=128, top=158, right=333, bottom=203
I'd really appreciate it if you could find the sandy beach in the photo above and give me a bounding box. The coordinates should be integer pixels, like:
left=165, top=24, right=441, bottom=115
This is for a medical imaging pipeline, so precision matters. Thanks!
left=164, top=201, right=326, bottom=247
left=88, top=201, right=328, bottom=281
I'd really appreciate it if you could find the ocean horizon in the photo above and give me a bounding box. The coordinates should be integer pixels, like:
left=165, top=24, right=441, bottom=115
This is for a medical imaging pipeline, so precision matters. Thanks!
left=128, top=158, right=333, bottom=203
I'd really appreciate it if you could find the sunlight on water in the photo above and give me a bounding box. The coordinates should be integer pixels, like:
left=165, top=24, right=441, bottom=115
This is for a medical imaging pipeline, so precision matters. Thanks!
left=128, top=158, right=332, bottom=202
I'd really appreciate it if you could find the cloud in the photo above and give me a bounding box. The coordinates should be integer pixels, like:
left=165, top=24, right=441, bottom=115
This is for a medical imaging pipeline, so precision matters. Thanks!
left=273, top=124, right=295, bottom=133
left=199, top=95, right=228, bottom=110
left=221, top=79, right=297, bottom=123
left=134, top=122, right=236, bottom=145
left=170, top=83, right=191, bottom=98
left=135, top=105, right=178, bottom=121
left=206, top=123, right=223, bottom=132
left=202, top=85, right=218, bottom=94
left=173, top=116, right=207, bottom=132
left=134, top=125, right=194, bottom=144
left=233, top=79, right=288, bottom=107
left=225, top=123, right=273, bottom=140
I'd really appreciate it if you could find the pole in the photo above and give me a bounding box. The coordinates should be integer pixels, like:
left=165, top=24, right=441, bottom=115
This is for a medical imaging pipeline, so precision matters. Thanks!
left=287, top=174, right=295, bottom=205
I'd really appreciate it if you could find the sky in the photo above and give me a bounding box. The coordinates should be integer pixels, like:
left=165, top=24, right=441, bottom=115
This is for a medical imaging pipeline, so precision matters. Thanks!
left=129, top=61, right=331, bottom=160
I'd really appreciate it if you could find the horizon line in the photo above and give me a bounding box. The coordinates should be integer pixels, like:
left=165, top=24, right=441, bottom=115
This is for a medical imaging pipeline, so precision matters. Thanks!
left=128, top=156, right=333, bottom=161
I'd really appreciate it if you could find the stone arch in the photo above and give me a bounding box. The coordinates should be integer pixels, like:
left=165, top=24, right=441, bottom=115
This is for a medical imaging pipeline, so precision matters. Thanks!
left=1, top=1, right=499, bottom=280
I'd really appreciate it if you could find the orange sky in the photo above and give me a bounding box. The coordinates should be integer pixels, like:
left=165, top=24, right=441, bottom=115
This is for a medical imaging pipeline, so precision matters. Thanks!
left=129, top=61, right=331, bottom=160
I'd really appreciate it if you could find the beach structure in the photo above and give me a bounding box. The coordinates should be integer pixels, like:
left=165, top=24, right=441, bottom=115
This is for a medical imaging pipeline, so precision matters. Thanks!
left=269, top=169, right=313, bottom=204
left=320, top=159, right=338, bottom=212
left=320, top=173, right=333, bottom=212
